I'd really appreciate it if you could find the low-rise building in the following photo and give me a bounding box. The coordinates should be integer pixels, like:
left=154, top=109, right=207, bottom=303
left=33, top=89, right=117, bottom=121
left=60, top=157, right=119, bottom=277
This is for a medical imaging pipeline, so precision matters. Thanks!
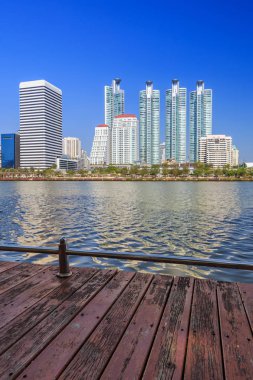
left=56, top=157, right=78, bottom=171
left=199, top=135, right=233, bottom=168
left=1, top=133, right=20, bottom=169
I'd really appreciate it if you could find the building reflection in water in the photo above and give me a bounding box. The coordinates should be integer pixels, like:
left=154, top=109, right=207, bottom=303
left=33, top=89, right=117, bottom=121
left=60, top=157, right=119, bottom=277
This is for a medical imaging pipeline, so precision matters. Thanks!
left=1, top=180, right=252, bottom=282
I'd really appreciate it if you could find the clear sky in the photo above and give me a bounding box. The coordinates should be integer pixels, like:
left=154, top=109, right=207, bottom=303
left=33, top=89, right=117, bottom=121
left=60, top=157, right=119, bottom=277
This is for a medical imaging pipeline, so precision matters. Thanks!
left=0, top=0, right=253, bottom=161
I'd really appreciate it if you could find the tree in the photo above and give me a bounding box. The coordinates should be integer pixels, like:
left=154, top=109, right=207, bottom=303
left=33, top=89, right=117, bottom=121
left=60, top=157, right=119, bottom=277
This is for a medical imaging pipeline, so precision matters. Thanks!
left=150, top=165, right=160, bottom=176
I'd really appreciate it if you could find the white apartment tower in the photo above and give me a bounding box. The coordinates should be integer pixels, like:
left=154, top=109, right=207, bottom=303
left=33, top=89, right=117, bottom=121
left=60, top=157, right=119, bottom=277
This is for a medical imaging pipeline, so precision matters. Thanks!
left=190, top=81, right=212, bottom=162
left=111, top=114, right=139, bottom=165
left=139, top=81, right=160, bottom=165
left=165, top=80, right=187, bottom=163
left=105, top=78, right=125, bottom=128
left=199, top=135, right=233, bottom=168
left=19, top=80, right=62, bottom=169
left=90, top=124, right=110, bottom=165
left=62, top=137, right=81, bottom=159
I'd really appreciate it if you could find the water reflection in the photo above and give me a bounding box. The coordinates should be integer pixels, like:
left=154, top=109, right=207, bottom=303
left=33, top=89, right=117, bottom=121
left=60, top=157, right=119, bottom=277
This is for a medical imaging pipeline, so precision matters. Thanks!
left=0, top=181, right=253, bottom=282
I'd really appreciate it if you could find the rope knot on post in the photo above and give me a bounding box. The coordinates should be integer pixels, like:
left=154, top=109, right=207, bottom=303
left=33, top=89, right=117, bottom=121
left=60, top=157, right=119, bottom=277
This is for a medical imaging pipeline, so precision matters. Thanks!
left=57, top=238, right=72, bottom=277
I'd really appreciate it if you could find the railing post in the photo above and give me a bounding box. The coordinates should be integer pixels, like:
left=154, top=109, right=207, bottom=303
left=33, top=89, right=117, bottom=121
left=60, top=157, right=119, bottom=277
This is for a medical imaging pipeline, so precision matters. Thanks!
left=57, top=238, right=72, bottom=277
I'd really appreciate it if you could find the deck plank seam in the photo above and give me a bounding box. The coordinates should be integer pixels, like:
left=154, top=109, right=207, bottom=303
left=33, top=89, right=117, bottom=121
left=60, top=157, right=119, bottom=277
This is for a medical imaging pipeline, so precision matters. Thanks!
left=138, top=276, right=175, bottom=379
left=216, top=281, right=226, bottom=380
left=181, top=277, right=195, bottom=380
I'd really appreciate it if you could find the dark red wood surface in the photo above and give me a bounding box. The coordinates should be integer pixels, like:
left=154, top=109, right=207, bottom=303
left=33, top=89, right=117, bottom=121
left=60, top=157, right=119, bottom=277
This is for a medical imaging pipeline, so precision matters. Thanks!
left=143, top=276, right=194, bottom=380
left=0, top=262, right=252, bottom=380
left=101, top=275, right=173, bottom=380
left=217, top=281, right=253, bottom=380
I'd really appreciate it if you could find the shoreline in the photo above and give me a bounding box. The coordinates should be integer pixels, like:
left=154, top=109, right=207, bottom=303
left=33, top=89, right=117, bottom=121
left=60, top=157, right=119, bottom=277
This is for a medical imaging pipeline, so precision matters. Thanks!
left=0, top=176, right=253, bottom=182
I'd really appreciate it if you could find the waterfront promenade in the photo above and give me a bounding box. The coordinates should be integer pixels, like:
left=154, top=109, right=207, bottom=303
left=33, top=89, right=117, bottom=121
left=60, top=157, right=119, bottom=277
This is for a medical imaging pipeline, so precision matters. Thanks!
left=0, top=261, right=252, bottom=379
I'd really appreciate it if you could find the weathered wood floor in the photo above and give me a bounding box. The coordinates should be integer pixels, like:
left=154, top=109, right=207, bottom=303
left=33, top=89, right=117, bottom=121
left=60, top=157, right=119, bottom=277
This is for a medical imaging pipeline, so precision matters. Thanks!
left=0, top=261, right=252, bottom=380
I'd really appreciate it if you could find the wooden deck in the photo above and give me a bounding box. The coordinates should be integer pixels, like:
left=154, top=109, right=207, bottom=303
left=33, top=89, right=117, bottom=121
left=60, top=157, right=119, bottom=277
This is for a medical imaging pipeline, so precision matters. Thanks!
left=0, top=261, right=252, bottom=379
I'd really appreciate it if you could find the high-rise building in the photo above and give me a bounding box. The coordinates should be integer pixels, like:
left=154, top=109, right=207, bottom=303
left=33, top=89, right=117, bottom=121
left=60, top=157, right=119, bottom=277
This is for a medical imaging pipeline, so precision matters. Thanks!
left=111, top=114, right=139, bottom=165
left=90, top=124, right=110, bottom=165
left=190, top=81, right=212, bottom=162
left=160, top=142, right=166, bottom=163
left=62, top=137, right=81, bottom=159
left=1, top=133, right=20, bottom=168
left=19, top=80, right=62, bottom=169
left=105, top=78, right=124, bottom=128
left=165, top=80, right=187, bottom=163
left=232, top=145, right=239, bottom=167
left=199, top=135, right=232, bottom=168
left=139, top=81, right=160, bottom=165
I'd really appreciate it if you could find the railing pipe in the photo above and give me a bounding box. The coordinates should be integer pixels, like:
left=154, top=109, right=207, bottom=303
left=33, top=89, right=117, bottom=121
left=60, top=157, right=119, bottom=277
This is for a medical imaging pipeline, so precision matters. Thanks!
left=65, top=250, right=253, bottom=271
left=0, top=242, right=253, bottom=272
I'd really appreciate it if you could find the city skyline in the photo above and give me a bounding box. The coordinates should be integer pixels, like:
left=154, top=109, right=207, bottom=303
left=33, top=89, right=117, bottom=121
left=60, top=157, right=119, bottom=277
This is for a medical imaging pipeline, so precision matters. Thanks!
left=0, top=1, right=252, bottom=161
left=1, top=77, right=242, bottom=167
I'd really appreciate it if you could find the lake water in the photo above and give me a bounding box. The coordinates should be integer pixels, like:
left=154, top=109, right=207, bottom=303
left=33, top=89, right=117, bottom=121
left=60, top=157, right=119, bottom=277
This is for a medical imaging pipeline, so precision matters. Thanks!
left=0, top=181, right=253, bottom=282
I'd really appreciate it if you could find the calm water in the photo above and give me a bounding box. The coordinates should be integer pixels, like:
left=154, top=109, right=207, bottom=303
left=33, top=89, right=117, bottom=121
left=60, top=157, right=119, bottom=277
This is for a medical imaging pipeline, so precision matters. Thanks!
left=0, top=181, right=253, bottom=282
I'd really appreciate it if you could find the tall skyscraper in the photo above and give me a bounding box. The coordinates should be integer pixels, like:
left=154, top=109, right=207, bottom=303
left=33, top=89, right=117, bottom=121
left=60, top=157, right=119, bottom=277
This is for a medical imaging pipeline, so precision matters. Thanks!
left=19, top=80, right=62, bottom=169
left=105, top=78, right=124, bottom=128
left=90, top=124, right=110, bottom=165
left=199, top=135, right=232, bottom=168
left=62, top=137, right=82, bottom=159
left=165, top=80, right=187, bottom=163
left=1, top=133, right=20, bottom=168
left=139, top=81, right=160, bottom=165
left=190, top=81, right=212, bottom=162
left=111, top=114, right=139, bottom=165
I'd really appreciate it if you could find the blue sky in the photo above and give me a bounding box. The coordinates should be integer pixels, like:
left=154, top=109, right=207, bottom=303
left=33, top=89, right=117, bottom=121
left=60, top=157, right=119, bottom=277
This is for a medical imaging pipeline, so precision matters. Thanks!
left=0, top=0, right=253, bottom=161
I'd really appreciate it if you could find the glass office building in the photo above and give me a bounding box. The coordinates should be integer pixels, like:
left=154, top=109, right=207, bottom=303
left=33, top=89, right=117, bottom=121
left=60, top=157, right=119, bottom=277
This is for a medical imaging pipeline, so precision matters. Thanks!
left=139, top=81, right=160, bottom=165
left=165, top=80, right=187, bottom=163
left=1, top=133, right=20, bottom=168
left=190, top=81, right=212, bottom=162
left=105, top=78, right=125, bottom=128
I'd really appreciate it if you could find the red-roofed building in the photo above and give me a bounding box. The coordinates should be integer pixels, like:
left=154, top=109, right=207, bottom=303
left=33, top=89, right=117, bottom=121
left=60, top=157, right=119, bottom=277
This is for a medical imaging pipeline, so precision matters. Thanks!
left=114, top=114, right=136, bottom=119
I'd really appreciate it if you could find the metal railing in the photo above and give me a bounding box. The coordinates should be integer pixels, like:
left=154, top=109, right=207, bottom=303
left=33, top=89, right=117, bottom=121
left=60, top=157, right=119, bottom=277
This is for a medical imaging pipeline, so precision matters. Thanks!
left=0, top=238, right=253, bottom=277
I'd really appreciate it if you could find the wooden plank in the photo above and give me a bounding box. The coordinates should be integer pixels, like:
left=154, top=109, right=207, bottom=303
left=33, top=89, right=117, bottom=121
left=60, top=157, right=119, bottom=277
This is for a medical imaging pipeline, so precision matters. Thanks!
left=184, top=279, right=223, bottom=380
left=0, top=266, right=65, bottom=328
left=17, top=271, right=135, bottom=380
left=0, top=268, right=97, bottom=355
left=59, top=272, right=153, bottom=380
left=217, top=281, right=253, bottom=380
left=0, top=261, right=20, bottom=273
left=0, top=269, right=116, bottom=379
left=0, top=263, right=24, bottom=281
left=238, top=283, right=253, bottom=333
left=143, top=276, right=194, bottom=380
left=101, top=274, right=173, bottom=380
left=0, top=263, right=46, bottom=295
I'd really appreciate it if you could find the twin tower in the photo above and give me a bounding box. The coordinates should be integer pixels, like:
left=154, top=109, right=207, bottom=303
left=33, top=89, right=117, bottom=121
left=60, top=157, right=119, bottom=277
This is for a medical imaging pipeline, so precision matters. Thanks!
left=96, top=78, right=212, bottom=165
